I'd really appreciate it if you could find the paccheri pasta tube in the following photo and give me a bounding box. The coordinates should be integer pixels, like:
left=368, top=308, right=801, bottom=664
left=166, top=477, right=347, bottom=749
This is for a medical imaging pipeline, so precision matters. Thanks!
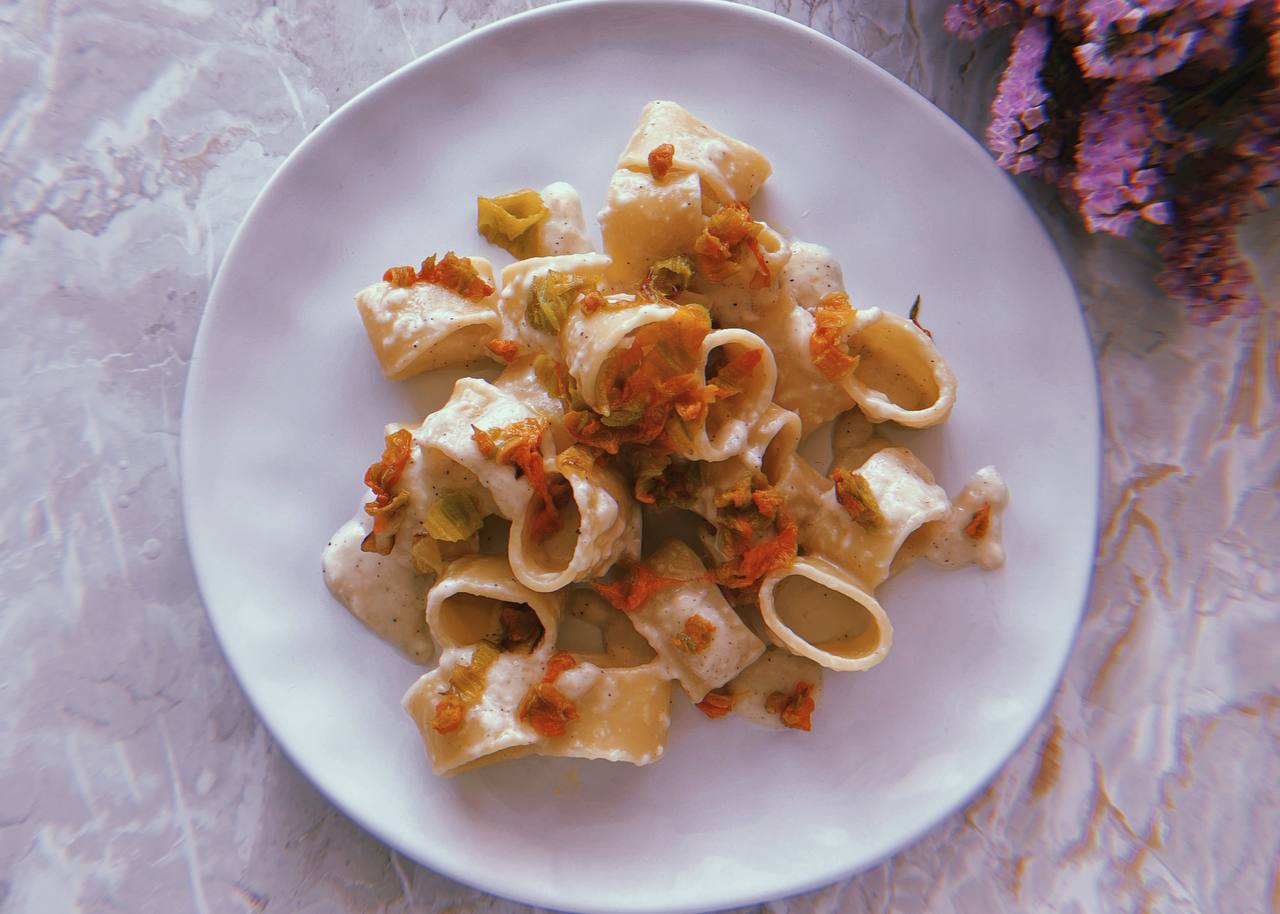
left=537, top=662, right=673, bottom=765
left=496, top=252, right=611, bottom=352
left=411, top=378, right=552, bottom=522
left=356, top=253, right=500, bottom=380
left=404, top=644, right=672, bottom=774
left=426, top=555, right=561, bottom=653
left=559, top=297, right=775, bottom=461
left=616, top=100, right=773, bottom=204
left=776, top=446, right=951, bottom=590
left=594, top=540, right=765, bottom=701
left=599, top=169, right=705, bottom=288
left=739, top=404, right=803, bottom=484
left=402, top=642, right=546, bottom=776
left=836, top=310, right=957, bottom=428
left=324, top=100, right=1012, bottom=778
left=758, top=556, right=892, bottom=672
left=690, top=327, right=778, bottom=461
left=507, top=446, right=640, bottom=593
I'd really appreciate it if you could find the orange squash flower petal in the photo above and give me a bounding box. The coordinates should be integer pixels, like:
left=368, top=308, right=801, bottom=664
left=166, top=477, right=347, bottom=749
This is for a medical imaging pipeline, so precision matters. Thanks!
left=383, top=265, right=418, bottom=287
left=714, top=517, right=797, bottom=589
left=430, top=697, right=466, bottom=734
left=519, top=680, right=579, bottom=738
left=567, top=305, right=714, bottom=457
left=593, top=562, right=687, bottom=612
left=672, top=614, right=716, bottom=654
left=360, top=429, right=414, bottom=553
left=707, top=347, right=762, bottom=402
left=418, top=251, right=494, bottom=301
left=487, top=339, right=520, bottom=363
left=781, top=681, right=816, bottom=731
left=832, top=468, right=884, bottom=530
left=648, top=143, right=675, bottom=180
left=695, top=687, right=738, bottom=719
left=471, top=418, right=562, bottom=538
left=964, top=502, right=992, bottom=540
left=542, top=649, right=578, bottom=684
left=743, top=235, right=772, bottom=289
left=809, top=292, right=859, bottom=380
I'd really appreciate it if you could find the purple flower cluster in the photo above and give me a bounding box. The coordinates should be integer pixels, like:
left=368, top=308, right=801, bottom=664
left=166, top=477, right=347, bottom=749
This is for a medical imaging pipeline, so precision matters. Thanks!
left=1076, top=0, right=1251, bottom=80
left=1073, top=82, right=1175, bottom=233
left=946, top=0, right=1280, bottom=322
left=988, top=18, right=1054, bottom=174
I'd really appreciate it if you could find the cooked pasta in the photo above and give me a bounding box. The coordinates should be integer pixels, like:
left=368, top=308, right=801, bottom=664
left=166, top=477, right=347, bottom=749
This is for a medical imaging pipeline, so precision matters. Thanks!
left=324, top=100, right=1010, bottom=776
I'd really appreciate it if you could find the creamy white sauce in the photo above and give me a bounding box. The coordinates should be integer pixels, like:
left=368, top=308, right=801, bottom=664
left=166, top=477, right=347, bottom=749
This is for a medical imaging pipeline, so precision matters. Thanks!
left=741, top=299, right=857, bottom=431
left=398, top=436, right=495, bottom=527
left=553, top=663, right=604, bottom=702
left=896, top=467, right=1009, bottom=571
left=776, top=447, right=948, bottom=590
left=830, top=409, right=890, bottom=470
left=726, top=649, right=824, bottom=731
left=496, top=252, right=611, bottom=352
left=415, top=378, right=547, bottom=520
left=783, top=241, right=844, bottom=309
left=322, top=515, right=434, bottom=664
left=536, top=182, right=593, bottom=256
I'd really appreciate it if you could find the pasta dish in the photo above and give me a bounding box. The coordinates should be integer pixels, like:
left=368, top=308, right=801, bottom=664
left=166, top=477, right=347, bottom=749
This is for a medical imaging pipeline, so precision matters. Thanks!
left=322, top=102, right=1009, bottom=776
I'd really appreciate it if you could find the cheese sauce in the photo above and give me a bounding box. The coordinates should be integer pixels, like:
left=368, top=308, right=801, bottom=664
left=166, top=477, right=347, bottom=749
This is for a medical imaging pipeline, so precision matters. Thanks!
left=536, top=181, right=594, bottom=256
left=896, top=467, right=1009, bottom=571
left=322, top=515, right=434, bottom=664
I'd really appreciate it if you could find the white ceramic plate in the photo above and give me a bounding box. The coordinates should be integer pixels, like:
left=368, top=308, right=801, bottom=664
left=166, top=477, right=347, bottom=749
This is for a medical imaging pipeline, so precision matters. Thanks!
left=182, top=2, right=1099, bottom=912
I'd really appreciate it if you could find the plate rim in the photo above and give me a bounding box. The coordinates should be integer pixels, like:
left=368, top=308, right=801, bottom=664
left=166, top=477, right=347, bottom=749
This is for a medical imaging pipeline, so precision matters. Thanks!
left=180, top=1, right=1103, bottom=911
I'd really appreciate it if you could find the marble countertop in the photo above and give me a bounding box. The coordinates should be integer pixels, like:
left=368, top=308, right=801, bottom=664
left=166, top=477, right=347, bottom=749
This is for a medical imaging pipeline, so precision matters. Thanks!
left=2, top=1, right=1276, bottom=912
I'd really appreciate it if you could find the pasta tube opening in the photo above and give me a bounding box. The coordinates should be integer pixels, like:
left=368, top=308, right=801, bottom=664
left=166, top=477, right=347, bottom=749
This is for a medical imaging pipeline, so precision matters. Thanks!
left=842, top=312, right=957, bottom=428
left=694, top=328, right=778, bottom=460
left=433, top=594, right=547, bottom=654
left=759, top=557, right=892, bottom=672
left=425, top=554, right=560, bottom=652
left=355, top=254, right=500, bottom=380
left=520, top=474, right=581, bottom=574
left=508, top=450, right=637, bottom=592
left=757, top=407, right=802, bottom=485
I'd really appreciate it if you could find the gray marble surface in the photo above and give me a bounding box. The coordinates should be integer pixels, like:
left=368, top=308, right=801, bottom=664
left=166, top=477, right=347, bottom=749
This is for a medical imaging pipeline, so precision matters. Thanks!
left=2, top=1, right=1277, bottom=912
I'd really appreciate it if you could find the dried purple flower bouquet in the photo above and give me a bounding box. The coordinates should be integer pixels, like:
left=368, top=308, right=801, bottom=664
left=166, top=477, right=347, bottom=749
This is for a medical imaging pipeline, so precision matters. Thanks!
left=946, top=0, right=1279, bottom=323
